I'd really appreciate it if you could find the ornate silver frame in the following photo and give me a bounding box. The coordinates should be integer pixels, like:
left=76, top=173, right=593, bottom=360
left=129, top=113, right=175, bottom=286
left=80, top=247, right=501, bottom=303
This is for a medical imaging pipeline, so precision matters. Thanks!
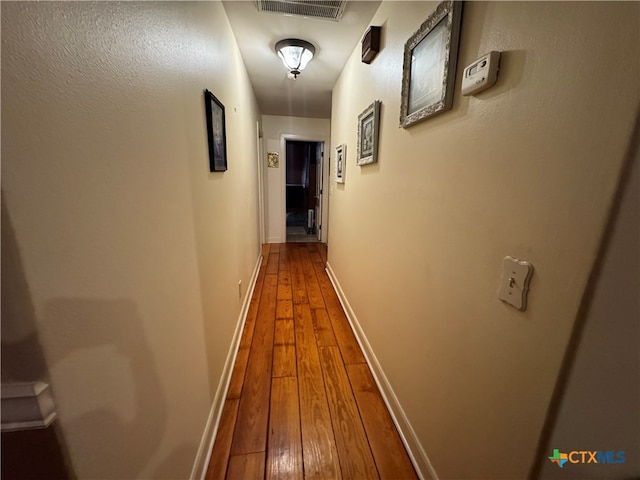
left=357, top=100, right=381, bottom=165
left=399, top=1, right=463, bottom=128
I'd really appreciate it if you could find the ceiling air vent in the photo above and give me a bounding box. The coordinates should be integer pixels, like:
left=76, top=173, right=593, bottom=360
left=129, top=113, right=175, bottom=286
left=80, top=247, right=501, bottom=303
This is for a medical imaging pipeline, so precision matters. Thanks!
left=256, top=0, right=346, bottom=22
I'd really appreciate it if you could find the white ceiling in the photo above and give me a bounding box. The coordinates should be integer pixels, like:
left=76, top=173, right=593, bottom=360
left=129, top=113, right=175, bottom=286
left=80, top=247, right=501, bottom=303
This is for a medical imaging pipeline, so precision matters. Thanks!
left=222, top=1, right=381, bottom=118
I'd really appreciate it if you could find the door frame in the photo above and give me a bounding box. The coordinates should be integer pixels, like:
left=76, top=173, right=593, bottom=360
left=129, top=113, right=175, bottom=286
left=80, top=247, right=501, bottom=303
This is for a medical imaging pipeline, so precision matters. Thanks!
left=256, top=121, right=265, bottom=244
left=280, top=134, right=329, bottom=243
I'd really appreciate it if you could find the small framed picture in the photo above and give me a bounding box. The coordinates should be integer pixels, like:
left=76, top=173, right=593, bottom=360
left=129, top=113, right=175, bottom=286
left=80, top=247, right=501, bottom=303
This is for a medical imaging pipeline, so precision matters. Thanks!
left=335, top=144, right=346, bottom=183
left=357, top=100, right=381, bottom=166
left=399, top=1, right=463, bottom=128
left=267, top=152, right=279, bottom=168
left=204, top=89, right=227, bottom=172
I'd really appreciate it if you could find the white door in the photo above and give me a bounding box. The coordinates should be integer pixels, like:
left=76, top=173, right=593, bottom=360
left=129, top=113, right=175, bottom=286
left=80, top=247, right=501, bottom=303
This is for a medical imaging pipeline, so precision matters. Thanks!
left=315, top=143, right=324, bottom=241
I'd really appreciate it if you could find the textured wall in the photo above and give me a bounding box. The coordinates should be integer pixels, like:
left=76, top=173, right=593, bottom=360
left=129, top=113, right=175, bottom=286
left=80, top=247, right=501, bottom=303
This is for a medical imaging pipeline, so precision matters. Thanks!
left=328, top=2, right=639, bottom=479
left=1, top=1, right=260, bottom=478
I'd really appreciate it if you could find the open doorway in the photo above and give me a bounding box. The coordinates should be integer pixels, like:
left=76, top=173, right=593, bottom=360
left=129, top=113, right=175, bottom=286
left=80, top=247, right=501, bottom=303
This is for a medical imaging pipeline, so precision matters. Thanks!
left=285, top=140, right=323, bottom=242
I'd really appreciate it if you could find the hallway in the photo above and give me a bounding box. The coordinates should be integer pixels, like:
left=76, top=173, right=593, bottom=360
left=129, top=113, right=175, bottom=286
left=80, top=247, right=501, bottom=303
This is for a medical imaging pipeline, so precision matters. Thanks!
left=205, top=243, right=417, bottom=479
left=3, top=1, right=639, bottom=477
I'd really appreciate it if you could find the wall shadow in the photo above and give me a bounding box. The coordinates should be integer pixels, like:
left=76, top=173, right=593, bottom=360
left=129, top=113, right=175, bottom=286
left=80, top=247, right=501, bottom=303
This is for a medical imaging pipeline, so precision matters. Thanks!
left=3, top=192, right=171, bottom=477
left=41, top=297, right=168, bottom=479
left=2, top=193, right=50, bottom=382
left=1, top=193, right=75, bottom=479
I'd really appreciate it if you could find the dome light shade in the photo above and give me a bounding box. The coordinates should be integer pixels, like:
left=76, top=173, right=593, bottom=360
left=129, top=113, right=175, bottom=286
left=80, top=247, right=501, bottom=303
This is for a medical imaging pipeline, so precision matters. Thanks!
left=275, top=39, right=315, bottom=79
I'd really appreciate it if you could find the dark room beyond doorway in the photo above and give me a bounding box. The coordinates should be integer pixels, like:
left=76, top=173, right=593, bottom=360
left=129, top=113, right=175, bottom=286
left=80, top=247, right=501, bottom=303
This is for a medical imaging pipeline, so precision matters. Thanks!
left=286, top=140, right=322, bottom=243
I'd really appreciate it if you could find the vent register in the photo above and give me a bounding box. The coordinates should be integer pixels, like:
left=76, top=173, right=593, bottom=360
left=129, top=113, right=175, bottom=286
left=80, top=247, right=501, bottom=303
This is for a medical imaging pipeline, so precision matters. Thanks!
left=256, top=0, right=346, bottom=21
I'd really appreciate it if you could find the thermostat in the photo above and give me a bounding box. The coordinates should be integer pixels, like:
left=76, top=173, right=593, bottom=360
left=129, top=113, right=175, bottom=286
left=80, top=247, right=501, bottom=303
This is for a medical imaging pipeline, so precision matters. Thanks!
left=461, top=51, right=500, bottom=96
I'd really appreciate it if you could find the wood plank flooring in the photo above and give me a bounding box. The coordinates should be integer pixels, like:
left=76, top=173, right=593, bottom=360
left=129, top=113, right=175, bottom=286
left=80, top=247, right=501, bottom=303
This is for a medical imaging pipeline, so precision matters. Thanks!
left=206, top=243, right=417, bottom=480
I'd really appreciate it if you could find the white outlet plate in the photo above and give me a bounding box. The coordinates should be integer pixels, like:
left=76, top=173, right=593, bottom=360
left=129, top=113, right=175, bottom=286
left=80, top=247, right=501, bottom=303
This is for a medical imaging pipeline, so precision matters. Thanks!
left=498, top=256, right=533, bottom=311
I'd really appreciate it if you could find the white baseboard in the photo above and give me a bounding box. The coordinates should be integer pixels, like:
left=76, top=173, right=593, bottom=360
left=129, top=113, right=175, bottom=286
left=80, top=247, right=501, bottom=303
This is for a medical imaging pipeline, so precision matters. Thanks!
left=266, top=236, right=282, bottom=244
left=325, top=262, right=439, bottom=480
left=1, top=381, right=57, bottom=432
left=190, top=253, right=263, bottom=480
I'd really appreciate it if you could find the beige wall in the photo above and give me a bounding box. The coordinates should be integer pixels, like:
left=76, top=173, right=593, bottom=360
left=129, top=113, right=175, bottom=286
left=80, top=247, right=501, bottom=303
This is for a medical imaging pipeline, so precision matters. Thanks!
left=328, top=2, right=639, bottom=479
left=262, top=115, right=331, bottom=243
left=1, top=1, right=261, bottom=478
left=539, top=119, right=639, bottom=479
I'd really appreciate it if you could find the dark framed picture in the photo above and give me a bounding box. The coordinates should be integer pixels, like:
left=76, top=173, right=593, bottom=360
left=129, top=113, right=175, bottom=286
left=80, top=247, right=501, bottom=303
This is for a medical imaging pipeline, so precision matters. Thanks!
left=335, top=144, right=346, bottom=183
left=357, top=100, right=381, bottom=166
left=399, top=1, right=463, bottom=128
left=204, top=89, right=227, bottom=172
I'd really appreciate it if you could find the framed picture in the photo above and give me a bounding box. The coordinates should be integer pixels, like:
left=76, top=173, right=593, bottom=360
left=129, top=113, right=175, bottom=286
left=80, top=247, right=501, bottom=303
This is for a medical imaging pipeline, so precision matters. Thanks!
left=335, top=144, right=346, bottom=183
left=399, top=0, right=463, bottom=128
left=267, top=152, right=279, bottom=168
left=204, top=89, right=227, bottom=172
left=357, top=100, right=381, bottom=165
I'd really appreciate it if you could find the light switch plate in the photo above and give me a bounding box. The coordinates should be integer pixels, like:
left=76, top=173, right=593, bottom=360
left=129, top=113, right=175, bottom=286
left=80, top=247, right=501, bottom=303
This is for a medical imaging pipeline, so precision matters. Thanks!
left=499, top=256, right=534, bottom=311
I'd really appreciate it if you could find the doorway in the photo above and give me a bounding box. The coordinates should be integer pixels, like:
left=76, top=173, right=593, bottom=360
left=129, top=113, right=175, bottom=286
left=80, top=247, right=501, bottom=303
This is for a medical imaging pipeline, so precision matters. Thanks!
left=285, top=140, right=323, bottom=242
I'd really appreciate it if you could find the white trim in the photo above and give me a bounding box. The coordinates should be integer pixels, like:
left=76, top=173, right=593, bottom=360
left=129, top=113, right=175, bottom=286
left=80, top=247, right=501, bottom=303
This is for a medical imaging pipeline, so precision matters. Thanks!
left=1, top=381, right=57, bottom=432
left=190, top=253, right=263, bottom=480
left=266, top=236, right=283, bottom=244
left=325, top=262, right=439, bottom=480
left=257, top=121, right=266, bottom=244
left=280, top=134, right=330, bottom=244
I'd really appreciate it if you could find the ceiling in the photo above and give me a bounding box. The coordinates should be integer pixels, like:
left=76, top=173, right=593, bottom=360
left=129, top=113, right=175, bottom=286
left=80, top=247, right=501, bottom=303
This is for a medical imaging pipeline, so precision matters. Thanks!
left=222, top=1, right=381, bottom=119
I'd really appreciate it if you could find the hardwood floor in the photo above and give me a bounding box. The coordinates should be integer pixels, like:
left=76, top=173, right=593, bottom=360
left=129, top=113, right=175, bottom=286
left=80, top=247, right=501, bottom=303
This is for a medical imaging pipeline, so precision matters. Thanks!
left=205, top=243, right=417, bottom=480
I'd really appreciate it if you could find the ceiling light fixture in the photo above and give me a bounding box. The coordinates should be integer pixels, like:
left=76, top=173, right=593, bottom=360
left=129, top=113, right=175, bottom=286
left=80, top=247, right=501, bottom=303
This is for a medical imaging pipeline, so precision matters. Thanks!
left=275, top=39, right=315, bottom=79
